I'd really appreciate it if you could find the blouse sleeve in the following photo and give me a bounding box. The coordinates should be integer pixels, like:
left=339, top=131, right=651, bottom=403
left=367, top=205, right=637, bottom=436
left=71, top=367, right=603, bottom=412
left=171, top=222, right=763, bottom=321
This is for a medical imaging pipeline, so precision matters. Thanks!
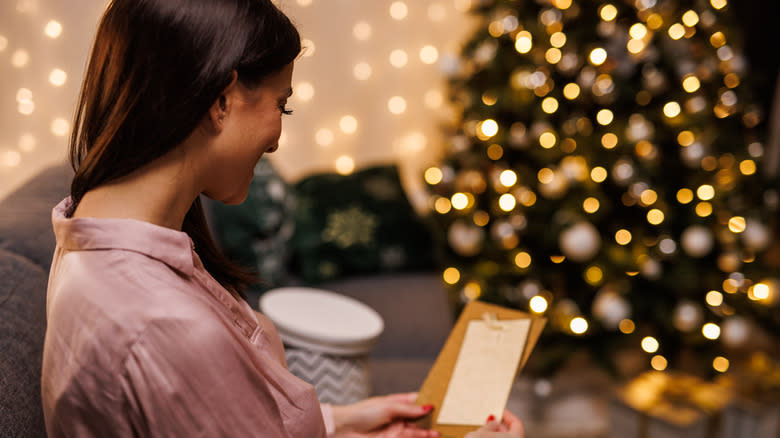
left=118, top=317, right=291, bottom=437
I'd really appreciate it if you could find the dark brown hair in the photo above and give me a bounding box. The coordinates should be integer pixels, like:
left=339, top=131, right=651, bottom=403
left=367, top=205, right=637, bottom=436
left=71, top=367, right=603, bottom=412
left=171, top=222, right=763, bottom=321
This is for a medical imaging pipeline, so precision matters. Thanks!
left=69, top=0, right=301, bottom=295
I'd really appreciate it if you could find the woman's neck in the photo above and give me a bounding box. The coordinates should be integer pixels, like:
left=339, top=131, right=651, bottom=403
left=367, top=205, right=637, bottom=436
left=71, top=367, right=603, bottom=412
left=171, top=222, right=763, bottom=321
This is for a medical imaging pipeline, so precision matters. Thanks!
left=72, top=149, right=201, bottom=231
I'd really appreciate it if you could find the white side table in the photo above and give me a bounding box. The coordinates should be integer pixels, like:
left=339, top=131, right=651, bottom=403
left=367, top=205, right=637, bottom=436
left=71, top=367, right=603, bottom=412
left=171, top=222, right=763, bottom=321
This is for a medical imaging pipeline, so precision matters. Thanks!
left=259, top=287, right=384, bottom=404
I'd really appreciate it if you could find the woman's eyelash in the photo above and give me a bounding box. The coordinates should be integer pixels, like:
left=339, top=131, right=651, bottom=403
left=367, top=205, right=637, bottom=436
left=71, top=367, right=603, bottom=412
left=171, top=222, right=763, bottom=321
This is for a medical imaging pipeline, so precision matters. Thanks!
left=279, top=103, right=293, bottom=115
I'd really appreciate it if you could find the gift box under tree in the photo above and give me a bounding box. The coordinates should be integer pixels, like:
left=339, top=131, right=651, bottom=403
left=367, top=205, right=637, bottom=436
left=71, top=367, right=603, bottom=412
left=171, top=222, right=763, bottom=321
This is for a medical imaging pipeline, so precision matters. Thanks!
left=608, top=370, right=733, bottom=438
left=719, top=353, right=780, bottom=438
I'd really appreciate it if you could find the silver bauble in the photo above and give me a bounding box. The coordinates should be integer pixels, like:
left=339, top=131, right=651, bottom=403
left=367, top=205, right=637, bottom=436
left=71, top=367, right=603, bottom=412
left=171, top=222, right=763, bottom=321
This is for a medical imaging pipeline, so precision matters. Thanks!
left=722, top=316, right=751, bottom=347
left=559, top=222, right=601, bottom=262
left=448, top=220, right=485, bottom=257
left=673, top=301, right=703, bottom=332
left=592, top=289, right=631, bottom=329
left=681, top=225, right=714, bottom=257
left=742, top=218, right=771, bottom=251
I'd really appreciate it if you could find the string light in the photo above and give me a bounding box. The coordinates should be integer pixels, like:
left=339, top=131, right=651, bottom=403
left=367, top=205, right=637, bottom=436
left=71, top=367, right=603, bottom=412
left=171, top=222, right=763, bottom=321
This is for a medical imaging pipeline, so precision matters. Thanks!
left=641, top=336, right=659, bottom=353
left=339, top=115, right=358, bottom=134
left=615, top=229, right=632, bottom=245
left=619, top=319, right=635, bottom=334
left=570, top=317, right=588, bottom=334
left=499, top=170, right=517, bottom=187
left=443, top=267, right=460, bottom=284
left=713, top=356, right=729, bottom=372
left=425, top=167, right=443, bottom=185
left=702, top=323, right=721, bottom=340
left=515, top=31, right=532, bottom=54
left=514, top=251, right=531, bottom=268
left=529, top=296, right=548, bottom=313
left=353, top=21, right=372, bottom=40
left=651, top=355, right=668, bottom=371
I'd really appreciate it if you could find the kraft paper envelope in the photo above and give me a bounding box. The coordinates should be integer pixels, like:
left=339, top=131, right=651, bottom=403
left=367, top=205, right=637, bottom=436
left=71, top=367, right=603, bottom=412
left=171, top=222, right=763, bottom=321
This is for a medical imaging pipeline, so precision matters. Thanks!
left=414, top=300, right=546, bottom=438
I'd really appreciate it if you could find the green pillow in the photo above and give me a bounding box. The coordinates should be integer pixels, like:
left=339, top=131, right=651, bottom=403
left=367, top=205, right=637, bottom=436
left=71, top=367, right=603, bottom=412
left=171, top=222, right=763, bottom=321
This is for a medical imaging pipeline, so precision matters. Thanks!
left=210, top=157, right=295, bottom=292
left=292, top=165, right=435, bottom=283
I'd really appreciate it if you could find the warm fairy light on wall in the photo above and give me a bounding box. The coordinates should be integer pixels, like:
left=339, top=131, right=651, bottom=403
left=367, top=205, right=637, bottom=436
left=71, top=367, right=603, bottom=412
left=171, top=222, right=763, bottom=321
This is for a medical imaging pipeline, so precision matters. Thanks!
left=51, top=118, right=69, bottom=137
left=11, top=49, right=30, bottom=68
left=295, top=81, right=314, bottom=101
left=353, top=62, right=372, bottom=80
left=419, top=45, right=439, bottom=64
left=335, top=155, right=355, bottom=175
left=596, top=109, right=614, bottom=125
left=389, top=2, right=408, bottom=20
left=389, top=49, right=408, bottom=68
left=339, top=115, right=358, bottom=134
left=49, top=68, right=67, bottom=86
left=315, top=128, right=334, bottom=146
left=388, top=96, right=407, bottom=115
left=353, top=21, right=372, bottom=40
left=44, top=20, right=63, bottom=38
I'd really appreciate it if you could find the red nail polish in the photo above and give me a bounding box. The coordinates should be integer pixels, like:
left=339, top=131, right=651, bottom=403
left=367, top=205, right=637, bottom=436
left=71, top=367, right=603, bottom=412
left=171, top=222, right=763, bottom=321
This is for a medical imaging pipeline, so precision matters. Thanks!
left=487, top=415, right=495, bottom=422
left=422, top=404, right=434, bottom=411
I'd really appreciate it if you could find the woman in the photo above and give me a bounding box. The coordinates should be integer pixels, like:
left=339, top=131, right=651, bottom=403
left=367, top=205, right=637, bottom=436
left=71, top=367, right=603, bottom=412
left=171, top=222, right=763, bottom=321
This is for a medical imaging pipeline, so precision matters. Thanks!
left=42, top=0, right=524, bottom=436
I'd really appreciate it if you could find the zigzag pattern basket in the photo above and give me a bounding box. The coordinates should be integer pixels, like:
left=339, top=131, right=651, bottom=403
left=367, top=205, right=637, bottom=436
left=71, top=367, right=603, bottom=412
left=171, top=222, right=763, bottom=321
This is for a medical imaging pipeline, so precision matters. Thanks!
left=285, top=347, right=371, bottom=405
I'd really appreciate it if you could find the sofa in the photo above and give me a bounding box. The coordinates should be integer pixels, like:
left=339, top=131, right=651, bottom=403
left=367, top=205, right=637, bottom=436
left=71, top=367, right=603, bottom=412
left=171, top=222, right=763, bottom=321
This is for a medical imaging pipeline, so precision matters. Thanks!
left=0, top=162, right=453, bottom=436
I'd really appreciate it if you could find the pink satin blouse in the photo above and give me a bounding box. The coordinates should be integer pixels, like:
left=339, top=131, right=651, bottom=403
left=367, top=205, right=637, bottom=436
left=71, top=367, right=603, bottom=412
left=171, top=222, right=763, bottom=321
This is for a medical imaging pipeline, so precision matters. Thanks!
left=42, top=197, right=334, bottom=437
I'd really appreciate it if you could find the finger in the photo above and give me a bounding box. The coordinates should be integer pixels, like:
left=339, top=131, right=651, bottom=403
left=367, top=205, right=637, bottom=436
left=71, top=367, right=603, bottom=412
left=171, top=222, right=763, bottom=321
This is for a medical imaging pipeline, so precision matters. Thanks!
left=387, top=392, right=419, bottom=403
left=387, top=400, right=434, bottom=419
left=501, top=409, right=525, bottom=434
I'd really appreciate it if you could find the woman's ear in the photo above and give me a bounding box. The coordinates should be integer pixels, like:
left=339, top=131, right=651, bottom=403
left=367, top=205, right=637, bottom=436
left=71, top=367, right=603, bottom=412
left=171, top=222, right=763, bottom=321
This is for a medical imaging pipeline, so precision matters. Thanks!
left=207, top=71, right=239, bottom=132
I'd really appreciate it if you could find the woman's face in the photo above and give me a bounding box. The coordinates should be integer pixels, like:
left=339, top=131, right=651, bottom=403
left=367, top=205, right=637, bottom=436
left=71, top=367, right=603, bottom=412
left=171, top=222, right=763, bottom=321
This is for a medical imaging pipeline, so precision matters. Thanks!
left=203, top=63, right=294, bottom=204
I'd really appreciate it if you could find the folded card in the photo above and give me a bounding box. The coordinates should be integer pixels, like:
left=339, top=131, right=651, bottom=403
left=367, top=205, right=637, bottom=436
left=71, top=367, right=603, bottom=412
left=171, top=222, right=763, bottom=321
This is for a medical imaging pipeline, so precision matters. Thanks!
left=414, top=300, right=546, bottom=437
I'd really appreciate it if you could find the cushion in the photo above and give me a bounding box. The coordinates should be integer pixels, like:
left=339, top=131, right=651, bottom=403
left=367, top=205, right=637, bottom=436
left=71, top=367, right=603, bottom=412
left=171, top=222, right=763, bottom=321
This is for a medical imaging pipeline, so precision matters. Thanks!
left=0, top=248, right=48, bottom=438
left=209, top=157, right=296, bottom=293
left=292, top=165, right=435, bottom=284
left=0, top=162, right=73, bottom=271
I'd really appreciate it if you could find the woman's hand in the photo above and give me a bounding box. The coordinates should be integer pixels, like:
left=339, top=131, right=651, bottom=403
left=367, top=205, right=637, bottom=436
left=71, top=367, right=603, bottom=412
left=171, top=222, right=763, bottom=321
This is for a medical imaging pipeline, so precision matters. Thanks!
left=330, top=392, right=439, bottom=438
left=464, top=410, right=525, bottom=438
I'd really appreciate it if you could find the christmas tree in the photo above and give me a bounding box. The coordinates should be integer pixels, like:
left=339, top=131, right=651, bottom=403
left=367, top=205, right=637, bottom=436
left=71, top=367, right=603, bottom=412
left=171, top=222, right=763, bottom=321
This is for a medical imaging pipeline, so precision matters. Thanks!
left=425, top=0, right=779, bottom=377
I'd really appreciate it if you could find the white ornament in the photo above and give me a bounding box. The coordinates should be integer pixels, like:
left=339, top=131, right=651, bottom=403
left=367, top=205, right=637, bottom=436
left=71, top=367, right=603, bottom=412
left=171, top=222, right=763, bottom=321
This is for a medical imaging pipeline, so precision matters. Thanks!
left=448, top=220, right=485, bottom=257
left=681, top=225, right=714, bottom=257
left=673, top=301, right=702, bottom=332
left=559, top=222, right=601, bottom=262
left=742, top=218, right=771, bottom=251
left=592, top=289, right=631, bottom=329
left=722, top=316, right=750, bottom=347
left=640, top=257, right=662, bottom=280
left=538, top=170, right=569, bottom=199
